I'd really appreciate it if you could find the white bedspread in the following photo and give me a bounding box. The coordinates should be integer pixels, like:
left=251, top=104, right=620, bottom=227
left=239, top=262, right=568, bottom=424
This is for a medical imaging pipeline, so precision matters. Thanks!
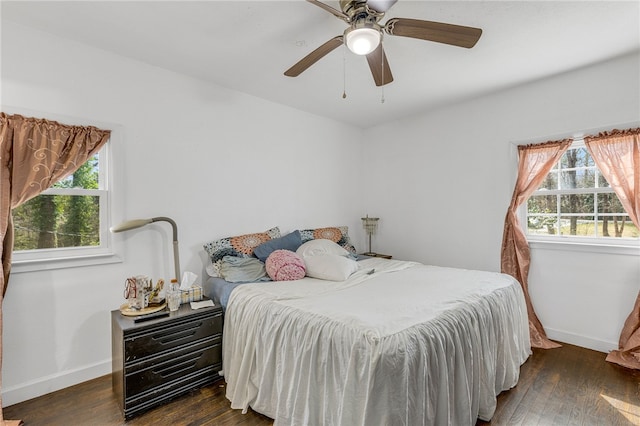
left=223, top=258, right=531, bottom=426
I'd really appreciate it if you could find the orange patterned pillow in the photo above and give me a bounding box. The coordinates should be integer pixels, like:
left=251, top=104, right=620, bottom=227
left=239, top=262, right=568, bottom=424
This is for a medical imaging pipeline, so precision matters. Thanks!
left=299, top=226, right=357, bottom=254
left=203, top=227, right=280, bottom=277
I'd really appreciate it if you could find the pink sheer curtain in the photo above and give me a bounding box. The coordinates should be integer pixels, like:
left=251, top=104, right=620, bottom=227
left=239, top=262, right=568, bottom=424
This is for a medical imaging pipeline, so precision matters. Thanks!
left=0, top=113, right=111, bottom=424
left=501, top=139, right=572, bottom=349
left=585, top=128, right=640, bottom=369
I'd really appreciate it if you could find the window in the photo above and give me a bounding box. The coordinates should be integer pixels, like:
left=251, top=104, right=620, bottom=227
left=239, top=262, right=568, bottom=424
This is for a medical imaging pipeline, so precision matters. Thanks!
left=525, top=140, right=639, bottom=247
left=11, top=137, right=122, bottom=272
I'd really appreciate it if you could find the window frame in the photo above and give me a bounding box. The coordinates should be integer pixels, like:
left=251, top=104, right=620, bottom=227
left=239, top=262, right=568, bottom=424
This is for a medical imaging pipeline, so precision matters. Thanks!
left=10, top=115, right=124, bottom=273
left=520, top=139, right=639, bottom=256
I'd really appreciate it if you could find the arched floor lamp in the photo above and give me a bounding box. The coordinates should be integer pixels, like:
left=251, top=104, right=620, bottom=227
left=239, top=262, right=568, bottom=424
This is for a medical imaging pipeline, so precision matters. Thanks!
left=110, top=216, right=180, bottom=281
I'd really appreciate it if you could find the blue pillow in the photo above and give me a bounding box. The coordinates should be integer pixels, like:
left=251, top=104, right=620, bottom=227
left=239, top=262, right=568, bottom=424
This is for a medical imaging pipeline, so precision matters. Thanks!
left=254, top=230, right=303, bottom=262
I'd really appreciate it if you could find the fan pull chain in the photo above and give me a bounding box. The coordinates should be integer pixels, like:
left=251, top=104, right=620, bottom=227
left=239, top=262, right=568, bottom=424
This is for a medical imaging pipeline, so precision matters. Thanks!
left=380, top=41, right=385, bottom=104
left=342, top=44, right=347, bottom=99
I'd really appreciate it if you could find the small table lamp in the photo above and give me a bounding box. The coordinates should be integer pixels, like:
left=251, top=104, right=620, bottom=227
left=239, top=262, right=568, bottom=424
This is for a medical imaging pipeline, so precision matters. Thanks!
left=361, top=215, right=379, bottom=256
left=110, top=216, right=180, bottom=281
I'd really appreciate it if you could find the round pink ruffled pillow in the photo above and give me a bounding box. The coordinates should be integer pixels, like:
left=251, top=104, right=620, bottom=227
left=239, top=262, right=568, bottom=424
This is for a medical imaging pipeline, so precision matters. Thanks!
left=265, top=249, right=306, bottom=281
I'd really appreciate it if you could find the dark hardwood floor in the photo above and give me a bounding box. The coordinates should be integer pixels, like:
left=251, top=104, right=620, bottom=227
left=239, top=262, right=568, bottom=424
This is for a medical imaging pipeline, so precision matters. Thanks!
left=5, top=343, right=639, bottom=425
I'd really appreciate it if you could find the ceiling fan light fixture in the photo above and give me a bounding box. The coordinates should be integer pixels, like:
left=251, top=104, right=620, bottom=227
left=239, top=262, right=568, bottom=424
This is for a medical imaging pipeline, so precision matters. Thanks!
left=345, top=25, right=381, bottom=55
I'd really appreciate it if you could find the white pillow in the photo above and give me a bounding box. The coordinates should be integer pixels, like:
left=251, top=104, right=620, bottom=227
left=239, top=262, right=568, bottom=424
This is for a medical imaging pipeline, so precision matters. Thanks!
left=296, top=239, right=349, bottom=259
left=303, top=254, right=358, bottom=281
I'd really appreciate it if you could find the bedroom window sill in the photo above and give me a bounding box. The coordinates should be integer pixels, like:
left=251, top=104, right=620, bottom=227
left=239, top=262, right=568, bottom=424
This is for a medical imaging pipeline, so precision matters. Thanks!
left=11, top=252, right=122, bottom=274
left=528, top=240, right=640, bottom=256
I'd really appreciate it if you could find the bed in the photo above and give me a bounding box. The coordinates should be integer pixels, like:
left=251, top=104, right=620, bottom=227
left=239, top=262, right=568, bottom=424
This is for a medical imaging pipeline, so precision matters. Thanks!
left=206, top=255, right=531, bottom=426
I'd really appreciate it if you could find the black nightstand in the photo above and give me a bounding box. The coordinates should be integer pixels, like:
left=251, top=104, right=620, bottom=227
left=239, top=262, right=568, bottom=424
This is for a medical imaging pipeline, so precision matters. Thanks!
left=111, top=300, right=223, bottom=419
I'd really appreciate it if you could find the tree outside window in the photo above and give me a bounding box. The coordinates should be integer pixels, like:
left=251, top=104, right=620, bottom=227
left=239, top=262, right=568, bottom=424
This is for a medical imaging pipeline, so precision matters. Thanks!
left=526, top=141, right=638, bottom=241
left=13, top=152, right=107, bottom=252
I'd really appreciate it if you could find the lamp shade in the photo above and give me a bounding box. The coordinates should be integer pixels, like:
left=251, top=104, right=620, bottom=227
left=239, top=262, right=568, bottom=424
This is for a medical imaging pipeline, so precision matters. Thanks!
left=110, top=218, right=153, bottom=233
left=361, top=215, right=380, bottom=254
left=345, top=26, right=381, bottom=55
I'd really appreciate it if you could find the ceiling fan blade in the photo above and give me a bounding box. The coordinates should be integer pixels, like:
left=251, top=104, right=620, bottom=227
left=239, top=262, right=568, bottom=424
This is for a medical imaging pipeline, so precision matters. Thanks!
left=385, top=18, right=482, bottom=48
left=366, top=43, right=393, bottom=87
left=284, top=36, right=344, bottom=77
left=366, top=0, right=398, bottom=13
left=307, top=0, right=349, bottom=22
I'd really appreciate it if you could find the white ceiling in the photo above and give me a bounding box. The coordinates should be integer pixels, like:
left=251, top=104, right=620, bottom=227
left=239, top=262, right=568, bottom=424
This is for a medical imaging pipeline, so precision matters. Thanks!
left=2, top=1, right=639, bottom=128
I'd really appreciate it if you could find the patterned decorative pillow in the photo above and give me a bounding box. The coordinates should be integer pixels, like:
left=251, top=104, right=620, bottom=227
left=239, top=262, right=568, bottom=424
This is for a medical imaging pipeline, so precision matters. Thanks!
left=299, top=226, right=357, bottom=254
left=204, top=227, right=280, bottom=277
left=265, top=249, right=306, bottom=281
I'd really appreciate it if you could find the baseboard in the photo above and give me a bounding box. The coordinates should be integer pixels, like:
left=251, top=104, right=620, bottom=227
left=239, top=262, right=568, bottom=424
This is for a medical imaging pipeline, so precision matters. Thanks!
left=2, top=359, right=111, bottom=407
left=545, top=328, right=617, bottom=354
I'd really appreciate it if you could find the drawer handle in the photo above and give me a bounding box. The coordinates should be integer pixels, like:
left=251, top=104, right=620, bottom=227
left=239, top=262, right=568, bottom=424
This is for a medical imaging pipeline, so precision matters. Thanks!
left=152, top=323, right=202, bottom=344
left=153, top=356, right=199, bottom=378
left=154, top=329, right=197, bottom=345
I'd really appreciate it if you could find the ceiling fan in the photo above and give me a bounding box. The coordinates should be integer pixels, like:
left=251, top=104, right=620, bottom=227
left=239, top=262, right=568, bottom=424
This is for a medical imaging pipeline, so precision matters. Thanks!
left=284, top=0, right=482, bottom=87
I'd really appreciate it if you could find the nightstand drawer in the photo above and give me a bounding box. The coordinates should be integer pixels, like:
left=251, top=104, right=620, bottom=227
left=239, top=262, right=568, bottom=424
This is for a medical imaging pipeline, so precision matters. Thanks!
left=125, top=366, right=219, bottom=418
left=124, top=313, right=222, bottom=363
left=125, top=337, right=221, bottom=396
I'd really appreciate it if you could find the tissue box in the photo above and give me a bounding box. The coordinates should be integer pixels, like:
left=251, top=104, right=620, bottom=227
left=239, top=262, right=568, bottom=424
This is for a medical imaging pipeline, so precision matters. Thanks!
left=180, top=286, right=202, bottom=304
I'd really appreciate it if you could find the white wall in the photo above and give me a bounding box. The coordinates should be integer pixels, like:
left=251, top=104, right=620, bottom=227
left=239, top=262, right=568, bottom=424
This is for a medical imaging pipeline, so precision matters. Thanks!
left=1, top=22, right=365, bottom=406
left=362, top=51, right=640, bottom=353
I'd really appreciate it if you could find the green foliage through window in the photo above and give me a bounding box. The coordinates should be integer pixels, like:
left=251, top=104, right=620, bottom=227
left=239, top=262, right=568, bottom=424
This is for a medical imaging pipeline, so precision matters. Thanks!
left=13, top=154, right=103, bottom=251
